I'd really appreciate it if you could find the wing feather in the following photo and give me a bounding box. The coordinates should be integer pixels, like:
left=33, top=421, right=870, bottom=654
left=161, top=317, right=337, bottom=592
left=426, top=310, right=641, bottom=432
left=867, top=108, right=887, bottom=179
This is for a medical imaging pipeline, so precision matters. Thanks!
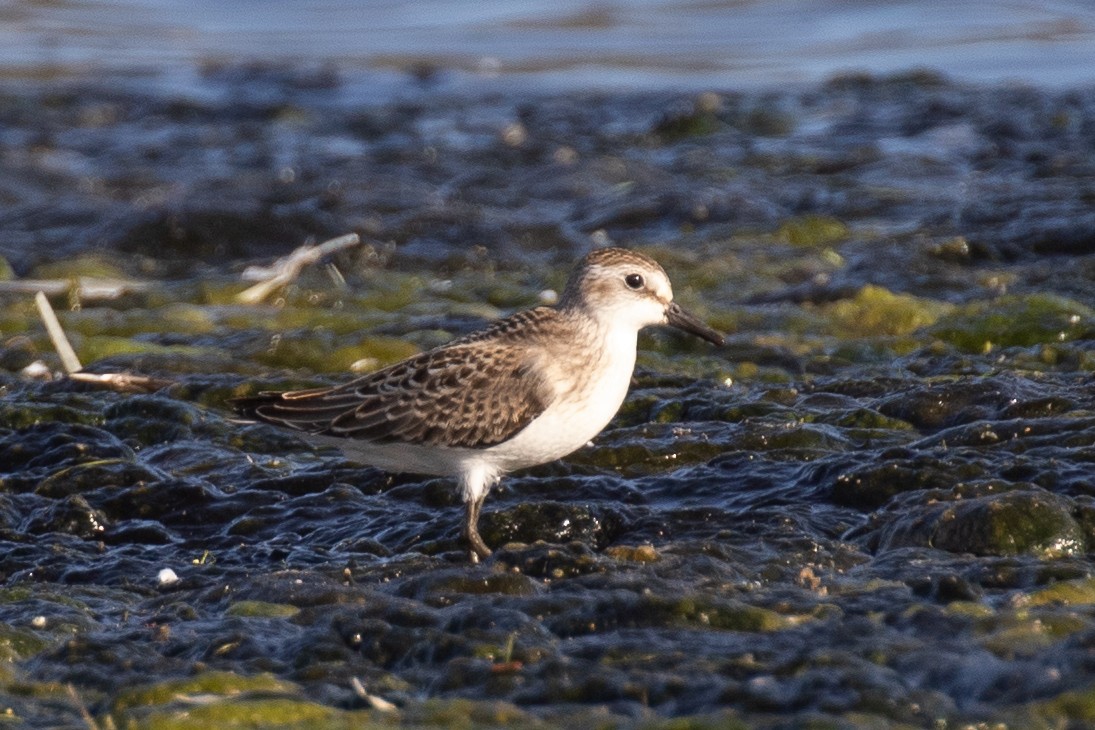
left=232, top=309, right=559, bottom=449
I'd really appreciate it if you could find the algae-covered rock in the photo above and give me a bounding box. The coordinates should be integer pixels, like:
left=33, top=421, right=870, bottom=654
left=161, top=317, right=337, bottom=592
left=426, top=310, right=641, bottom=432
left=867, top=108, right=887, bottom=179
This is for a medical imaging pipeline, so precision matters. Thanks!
left=0, top=623, right=51, bottom=661
left=1022, top=687, right=1095, bottom=726
left=1022, top=576, right=1095, bottom=607
left=831, top=456, right=987, bottom=510
left=112, top=670, right=302, bottom=713
left=256, top=333, right=420, bottom=372
left=868, top=489, right=1085, bottom=558
left=776, top=214, right=849, bottom=248
left=929, top=293, right=1095, bottom=352
left=824, top=285, right=951, bottom=337
left=667, top=595, right=792, bottom=632
left=23, top=493, right=110, bottom=538
left=481, top=501, right=627, bottom=552
left=31, top=254, right=132, bottom=280
left=875, top=377, right=1015, bottom=430
left=118, top=697, right=363, bottom=730
left=34, top=459, right=160, bottom=499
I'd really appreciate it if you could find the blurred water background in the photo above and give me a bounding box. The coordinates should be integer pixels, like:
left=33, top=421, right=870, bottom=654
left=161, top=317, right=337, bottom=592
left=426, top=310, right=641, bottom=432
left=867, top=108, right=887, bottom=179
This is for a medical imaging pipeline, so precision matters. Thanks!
left=4, top=0, right=1095, bottom=93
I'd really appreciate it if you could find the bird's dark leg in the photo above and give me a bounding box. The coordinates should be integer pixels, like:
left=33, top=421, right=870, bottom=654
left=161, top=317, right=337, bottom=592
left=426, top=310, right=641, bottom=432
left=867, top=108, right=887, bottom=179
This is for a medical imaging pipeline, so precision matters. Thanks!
left=463, top=494, right=492, bottom=563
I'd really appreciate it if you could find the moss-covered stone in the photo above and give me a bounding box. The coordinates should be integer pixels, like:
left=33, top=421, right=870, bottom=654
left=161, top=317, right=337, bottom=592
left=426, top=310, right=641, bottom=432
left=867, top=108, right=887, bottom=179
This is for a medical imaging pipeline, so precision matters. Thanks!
left=255, top=334, right=420, bottom=372
left=0, top=623, right=52, bottom=661
left=31, top=254, right=132, bottom=280
left=75, top=334, right=222, bottom=365
left=1023, top=577, right=1095, bottom=607
left=1024, top=687, right=1095, bottom=725
left=823, top=285, right=951, bottom=337
left=872, top=490, right=1085, bottom=558
left=929, top=293, right=1095, bottom=352
left=669, top=596, right=792, bottom=632
left=776, top=215, right=849, bottom=248
left=112, top=671, right=302, bottom=713
left=830, top=457, right=987, bottom=510
left=118, top=697, right=371, bottom=730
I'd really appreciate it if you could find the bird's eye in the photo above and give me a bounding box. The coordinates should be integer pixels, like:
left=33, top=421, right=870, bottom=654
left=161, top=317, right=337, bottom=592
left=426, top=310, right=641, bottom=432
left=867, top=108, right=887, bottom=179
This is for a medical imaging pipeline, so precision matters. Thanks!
left=624, top=273, right=644, bottom=290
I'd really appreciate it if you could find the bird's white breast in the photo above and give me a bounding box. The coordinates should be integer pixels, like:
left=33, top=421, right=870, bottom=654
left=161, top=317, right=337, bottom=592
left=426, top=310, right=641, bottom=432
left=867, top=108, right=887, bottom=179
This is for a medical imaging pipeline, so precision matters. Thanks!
left=482, top=324, right=637, bottom=473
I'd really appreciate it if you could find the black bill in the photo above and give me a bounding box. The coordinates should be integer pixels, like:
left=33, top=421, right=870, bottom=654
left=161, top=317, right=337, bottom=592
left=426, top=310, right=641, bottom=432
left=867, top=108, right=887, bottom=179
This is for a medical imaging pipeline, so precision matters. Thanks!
left=665, top=302, right=724, bottom=346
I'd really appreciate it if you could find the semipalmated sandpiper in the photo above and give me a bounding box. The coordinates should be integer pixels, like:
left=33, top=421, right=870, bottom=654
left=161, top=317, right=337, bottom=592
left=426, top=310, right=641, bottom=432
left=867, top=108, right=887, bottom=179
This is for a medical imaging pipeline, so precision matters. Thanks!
left=233, top=248, right=723, bottom=561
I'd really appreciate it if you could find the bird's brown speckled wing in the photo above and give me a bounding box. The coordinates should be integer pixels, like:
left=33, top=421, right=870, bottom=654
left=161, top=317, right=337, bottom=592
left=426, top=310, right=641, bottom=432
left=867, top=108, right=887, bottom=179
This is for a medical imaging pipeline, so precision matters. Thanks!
left=233, top=309, right=558, bottom=449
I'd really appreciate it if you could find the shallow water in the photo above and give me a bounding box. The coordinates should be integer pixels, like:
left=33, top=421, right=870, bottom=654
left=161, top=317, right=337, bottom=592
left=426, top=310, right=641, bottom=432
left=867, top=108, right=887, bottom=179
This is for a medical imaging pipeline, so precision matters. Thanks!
left=1, top=56, right=1095, bottom=729
left=4, top=0, right=1095, bottom=92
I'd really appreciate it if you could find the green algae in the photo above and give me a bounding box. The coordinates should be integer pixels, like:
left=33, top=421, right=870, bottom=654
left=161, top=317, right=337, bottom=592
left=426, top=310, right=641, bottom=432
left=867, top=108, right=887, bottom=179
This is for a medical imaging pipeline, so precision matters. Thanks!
left=218, top=305, right=386, bottom=336
left=1023, top=576, right=1095, bottom=606
left=112, top=671, right=302, bottom=713
left=1023, top=687, right=1095, bottom=727
left=30, top=254, right=131, bottom=280
left=822, top=285, right=951, bottom=338
left=0, top=399, right=105, bottom=430
left=668, top=596, right=794, bottom=632
left=0, top=624, right=50, bottom=662
left=406, top=697, right=542, bottom=729
left=256, top=334, right=421, bottom=372
left=636, top=711, right=749, bottom=730
left=60, top=304, right=218, bottom=338
left=573, top=436, right=726, bottom=476
left=119, top=697, right=376, bottom=730
left=875, top=490, right=1087, bottom=558
left=74, top=335, right=223, bottom=365
left=929, top=293, right=1095, bottom=352
left=776, top=215, right=849, bottom=248
left=814, top=407, right=916, bottom=432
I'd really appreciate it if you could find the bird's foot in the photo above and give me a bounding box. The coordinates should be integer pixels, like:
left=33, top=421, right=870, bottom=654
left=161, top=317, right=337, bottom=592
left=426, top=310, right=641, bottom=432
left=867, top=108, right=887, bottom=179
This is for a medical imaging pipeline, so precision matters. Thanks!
left=466, top=530, right=492, bottom=564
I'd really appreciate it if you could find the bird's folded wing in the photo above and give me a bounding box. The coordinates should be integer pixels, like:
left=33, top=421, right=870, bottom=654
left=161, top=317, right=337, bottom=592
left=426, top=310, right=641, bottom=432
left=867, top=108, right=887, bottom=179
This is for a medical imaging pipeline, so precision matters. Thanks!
left=233, top=342, right=554, bottom=449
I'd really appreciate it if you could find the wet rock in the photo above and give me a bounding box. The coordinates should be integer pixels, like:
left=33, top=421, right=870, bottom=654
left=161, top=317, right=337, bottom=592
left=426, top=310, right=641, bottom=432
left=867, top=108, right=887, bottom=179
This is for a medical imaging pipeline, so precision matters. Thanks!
left=0, top=423, right=135, bottom=478
left=0, top=337, right=37, bottom=372
left=34, top=460, right=162, bottom=500
left=493, top=542, right=607, bottom=580
left=103, top=394, right=217, bottom=446
left=22, top=494, right=109, bottom=539
left=481, top=501, right=629, bottom=552
left=875, top=378, right=1014, bottom=430
left=907, top=572, right=984, bottom=603
left=830, top=455, right=987, bottom=510
left=863, top=489, right=1086, bottom=558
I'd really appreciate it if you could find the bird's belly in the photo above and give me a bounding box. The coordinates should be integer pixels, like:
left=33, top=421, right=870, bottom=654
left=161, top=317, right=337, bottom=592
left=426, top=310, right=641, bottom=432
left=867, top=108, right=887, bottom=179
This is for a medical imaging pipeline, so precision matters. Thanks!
left=304, top=433, right=473, bottom=477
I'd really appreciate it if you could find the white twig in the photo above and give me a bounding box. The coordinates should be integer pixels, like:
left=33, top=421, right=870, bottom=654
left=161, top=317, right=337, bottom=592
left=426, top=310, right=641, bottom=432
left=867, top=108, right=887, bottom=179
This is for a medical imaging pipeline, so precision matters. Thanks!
left=68, top=372, right=174, bottom=394
left=349, top=676, right=397, bottom=712
left=35, top=291, right=82, bottom=374
left=237, top=233, right=361, bottom=304
left=0, top=278, right=149, bottom=300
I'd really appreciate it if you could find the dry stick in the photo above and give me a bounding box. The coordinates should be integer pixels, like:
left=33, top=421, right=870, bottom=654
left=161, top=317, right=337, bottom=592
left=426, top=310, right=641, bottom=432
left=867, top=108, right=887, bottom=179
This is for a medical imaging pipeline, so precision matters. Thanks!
left=34, top=291, right=82, bottom=374
left=68, top=371, right=175, bottom=393
left=236, top=232, right=361, bottom=304
left=66, top=683, right=101, bottom=730
left=2, top=278, right=150, bottom=300
left=35, top=291, right=173, bottom=393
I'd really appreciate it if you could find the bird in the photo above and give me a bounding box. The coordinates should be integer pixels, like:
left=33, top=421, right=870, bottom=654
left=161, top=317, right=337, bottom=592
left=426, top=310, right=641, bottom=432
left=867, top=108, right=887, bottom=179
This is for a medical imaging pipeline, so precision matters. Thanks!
left=232, top=247, right=723, bottom=562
